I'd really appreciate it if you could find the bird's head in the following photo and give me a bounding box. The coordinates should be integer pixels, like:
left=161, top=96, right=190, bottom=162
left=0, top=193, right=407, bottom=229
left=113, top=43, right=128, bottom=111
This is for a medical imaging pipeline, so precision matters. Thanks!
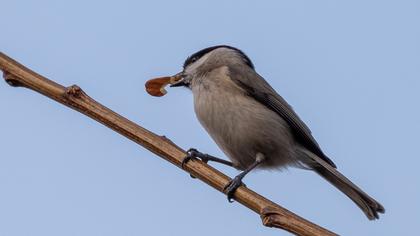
left=170, top=45, right=254, bottom=88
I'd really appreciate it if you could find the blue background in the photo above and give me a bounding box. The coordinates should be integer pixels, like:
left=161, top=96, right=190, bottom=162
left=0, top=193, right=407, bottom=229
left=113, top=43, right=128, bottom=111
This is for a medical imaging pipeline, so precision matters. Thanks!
left=1, top=1, right=419, bottom=235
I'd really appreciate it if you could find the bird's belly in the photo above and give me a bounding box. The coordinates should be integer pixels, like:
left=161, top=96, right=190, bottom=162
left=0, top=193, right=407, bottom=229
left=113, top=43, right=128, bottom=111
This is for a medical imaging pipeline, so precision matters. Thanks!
left=194, top=89, right=296, bottom=170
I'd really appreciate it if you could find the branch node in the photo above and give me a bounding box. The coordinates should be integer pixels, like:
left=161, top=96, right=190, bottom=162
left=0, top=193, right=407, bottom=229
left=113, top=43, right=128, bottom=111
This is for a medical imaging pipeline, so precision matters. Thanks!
left=65, top=84, right=83, bottom=98
left=2, top=71, right=24, bottom=87
left=260, top=206, right=287, bottom=228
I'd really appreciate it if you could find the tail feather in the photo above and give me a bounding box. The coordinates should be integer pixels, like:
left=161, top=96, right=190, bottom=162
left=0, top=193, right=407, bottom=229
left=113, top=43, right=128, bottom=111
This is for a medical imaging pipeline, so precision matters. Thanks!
left=298, top=148, right=385, bottom=220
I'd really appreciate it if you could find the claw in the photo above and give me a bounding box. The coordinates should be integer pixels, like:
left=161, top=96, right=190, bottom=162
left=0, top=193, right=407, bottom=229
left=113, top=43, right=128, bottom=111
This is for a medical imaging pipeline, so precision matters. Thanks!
left=182, top=148, right=213, bottom=169
left=223, top=176, right=243, bottom=202
left=181, top=148, right=197, bottom=169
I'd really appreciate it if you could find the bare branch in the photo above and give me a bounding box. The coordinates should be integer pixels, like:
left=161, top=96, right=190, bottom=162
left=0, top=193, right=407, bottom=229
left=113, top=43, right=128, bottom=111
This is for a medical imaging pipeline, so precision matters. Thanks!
left=0, top=52, right=337, bottom=236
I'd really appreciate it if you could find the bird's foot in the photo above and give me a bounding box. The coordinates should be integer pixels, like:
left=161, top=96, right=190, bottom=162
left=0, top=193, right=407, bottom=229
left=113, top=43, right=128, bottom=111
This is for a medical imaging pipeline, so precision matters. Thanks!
left=223, top=176, right=244, bottom=202
left=181, top=148, right=208, bottom=169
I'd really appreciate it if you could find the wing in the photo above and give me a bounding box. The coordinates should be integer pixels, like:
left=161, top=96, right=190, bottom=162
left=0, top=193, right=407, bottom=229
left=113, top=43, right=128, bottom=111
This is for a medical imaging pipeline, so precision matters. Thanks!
left=228, top=65, right=337, bottom=168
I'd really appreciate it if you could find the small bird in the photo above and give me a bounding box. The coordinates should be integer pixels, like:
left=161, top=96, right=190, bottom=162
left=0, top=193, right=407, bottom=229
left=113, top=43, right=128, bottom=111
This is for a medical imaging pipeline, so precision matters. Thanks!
left=169, top=45, right=384, bottom=220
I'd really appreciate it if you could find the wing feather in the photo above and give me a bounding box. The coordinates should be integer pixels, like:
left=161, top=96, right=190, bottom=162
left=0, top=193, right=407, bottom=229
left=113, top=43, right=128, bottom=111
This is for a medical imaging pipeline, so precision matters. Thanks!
left=228, top=65, right=336, bottom=168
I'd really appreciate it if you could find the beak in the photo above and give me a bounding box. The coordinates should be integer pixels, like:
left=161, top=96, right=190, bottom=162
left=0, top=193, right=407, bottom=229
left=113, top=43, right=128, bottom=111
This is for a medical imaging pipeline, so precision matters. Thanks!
left=169, top=72, right=188, bottom=87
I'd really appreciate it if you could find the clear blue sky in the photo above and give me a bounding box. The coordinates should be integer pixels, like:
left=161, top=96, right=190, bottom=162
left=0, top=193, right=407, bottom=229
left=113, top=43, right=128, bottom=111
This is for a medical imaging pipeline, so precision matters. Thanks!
left=1, top=1, right=419, bottom=235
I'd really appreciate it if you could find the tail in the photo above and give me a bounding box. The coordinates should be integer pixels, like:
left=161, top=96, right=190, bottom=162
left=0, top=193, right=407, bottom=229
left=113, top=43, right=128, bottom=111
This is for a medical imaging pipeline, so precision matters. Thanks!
left=297, top=148, right=385, bottom=220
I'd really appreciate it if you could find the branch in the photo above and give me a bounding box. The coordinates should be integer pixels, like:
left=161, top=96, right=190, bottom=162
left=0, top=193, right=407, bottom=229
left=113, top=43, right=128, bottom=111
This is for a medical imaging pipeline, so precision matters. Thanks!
left=0, top=52, right=337, bottom=236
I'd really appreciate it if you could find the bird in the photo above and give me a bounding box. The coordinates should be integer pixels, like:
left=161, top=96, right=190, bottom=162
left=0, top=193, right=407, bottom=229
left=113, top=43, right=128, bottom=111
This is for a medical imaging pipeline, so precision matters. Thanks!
left=168, top=45, right=385, bottom=220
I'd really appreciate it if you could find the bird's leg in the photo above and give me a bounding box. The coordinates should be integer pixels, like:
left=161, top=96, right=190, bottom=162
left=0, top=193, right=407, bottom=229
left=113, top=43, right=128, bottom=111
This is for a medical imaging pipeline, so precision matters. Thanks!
left=181, top=148, right=234, bottom=169
left=223, top=153, right=265, bottom=202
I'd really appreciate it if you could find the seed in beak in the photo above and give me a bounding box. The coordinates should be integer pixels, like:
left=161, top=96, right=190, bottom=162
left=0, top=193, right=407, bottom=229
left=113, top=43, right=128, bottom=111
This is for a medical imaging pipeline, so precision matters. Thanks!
left=145, top=77, right=172, bottom=97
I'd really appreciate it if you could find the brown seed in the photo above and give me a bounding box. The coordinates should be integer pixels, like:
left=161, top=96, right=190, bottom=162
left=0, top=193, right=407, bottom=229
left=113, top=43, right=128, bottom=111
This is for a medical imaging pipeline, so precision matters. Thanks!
left=145, top=77, right=172, bottom=97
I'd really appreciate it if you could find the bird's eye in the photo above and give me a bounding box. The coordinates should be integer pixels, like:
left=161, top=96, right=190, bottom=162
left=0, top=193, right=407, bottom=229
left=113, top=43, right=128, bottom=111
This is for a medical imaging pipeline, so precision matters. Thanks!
left=190, top=57, right=198, bottom=63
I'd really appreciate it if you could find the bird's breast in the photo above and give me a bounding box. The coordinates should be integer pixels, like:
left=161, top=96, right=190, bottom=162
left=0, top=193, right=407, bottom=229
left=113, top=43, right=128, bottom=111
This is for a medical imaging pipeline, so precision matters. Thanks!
left=192, top=72, right=295, bottom=170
